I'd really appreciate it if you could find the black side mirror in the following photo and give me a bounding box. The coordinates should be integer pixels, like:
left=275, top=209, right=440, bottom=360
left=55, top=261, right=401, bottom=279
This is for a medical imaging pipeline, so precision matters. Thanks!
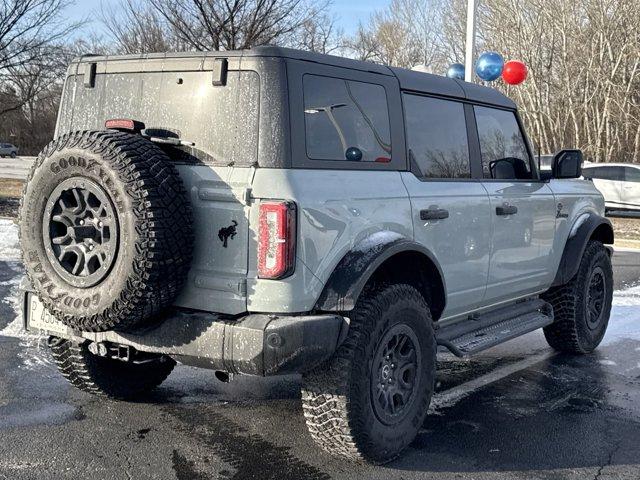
left=552, top=149, right=583, bottom=179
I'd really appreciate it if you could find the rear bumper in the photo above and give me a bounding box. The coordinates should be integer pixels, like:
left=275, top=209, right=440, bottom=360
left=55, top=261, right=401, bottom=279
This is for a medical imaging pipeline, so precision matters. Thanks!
left=22, top=287, right=347, bottom=376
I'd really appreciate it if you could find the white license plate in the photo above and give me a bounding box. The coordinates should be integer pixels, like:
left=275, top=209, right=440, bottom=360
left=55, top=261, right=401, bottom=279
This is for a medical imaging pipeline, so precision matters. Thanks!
left=27, top=295, right=70, bottom=336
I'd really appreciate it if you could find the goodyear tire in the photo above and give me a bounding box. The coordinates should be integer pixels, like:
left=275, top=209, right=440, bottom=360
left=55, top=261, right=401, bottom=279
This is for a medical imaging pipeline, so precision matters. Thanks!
left=542, top=240, right=613, bottom=354
left=49, top=337, right=175, bottom=399
left=301, top=284, right=436, bottom=463
left=19, top=130, right=193, bottom=332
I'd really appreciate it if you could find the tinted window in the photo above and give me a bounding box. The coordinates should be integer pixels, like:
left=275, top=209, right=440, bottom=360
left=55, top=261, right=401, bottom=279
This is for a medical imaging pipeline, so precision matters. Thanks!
left=474, top=106, right=532, bottom=180
left=403, top=94, right=470, bottom=178
left=583, top=166, right=624, bottom=181
left=303, top=75, right=391, bottom=162
left=624, top=167, right=640, bottom=182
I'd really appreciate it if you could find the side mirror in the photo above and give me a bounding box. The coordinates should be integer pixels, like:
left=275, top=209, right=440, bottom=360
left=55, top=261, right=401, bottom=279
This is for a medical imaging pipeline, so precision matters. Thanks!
left=552, top=149, right=583, bottom=179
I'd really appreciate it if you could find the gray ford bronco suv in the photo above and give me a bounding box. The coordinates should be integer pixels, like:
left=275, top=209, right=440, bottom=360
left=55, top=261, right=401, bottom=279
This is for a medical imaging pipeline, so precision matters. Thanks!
left=19, top=47, right=614, bottom=463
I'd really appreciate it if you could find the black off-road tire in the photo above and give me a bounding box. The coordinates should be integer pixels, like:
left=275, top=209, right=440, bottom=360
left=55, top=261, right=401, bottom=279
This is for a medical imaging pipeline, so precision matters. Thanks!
left=542, top=240, right=613, bottom=354
left=11, top=151, right=17, bottom=158
left=19, top=130, right=193, bottom=332
left=49, top=337, right=175, bottom=399
left=301, top=284, right=436, bottom=463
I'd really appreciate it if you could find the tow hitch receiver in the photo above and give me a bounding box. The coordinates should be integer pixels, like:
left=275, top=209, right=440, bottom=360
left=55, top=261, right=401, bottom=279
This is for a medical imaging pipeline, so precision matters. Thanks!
left=87, top=341, right=164, bottom=364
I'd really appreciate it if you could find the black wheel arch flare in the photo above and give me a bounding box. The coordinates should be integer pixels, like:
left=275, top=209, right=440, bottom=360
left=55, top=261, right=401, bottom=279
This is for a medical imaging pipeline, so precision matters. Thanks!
left=552, top=213, right=614, bottom=287
left=315, top=235, right=447, bottom=319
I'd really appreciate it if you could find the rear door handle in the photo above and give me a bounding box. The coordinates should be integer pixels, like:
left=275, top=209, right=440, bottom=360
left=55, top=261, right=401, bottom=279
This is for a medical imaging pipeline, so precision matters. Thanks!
left=496, top=204, right=518, bottom=216
left=420, top=208, right=449, bottom=220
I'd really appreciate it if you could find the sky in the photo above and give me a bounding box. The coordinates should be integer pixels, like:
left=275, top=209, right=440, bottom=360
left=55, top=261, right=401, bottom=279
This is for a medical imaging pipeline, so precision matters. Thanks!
left=64, top=0, right=390, bottom=39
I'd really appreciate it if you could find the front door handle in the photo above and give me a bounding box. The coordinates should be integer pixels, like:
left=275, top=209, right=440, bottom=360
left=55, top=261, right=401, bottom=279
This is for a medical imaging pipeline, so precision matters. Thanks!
left=420, top=208, right=449, bottom=220
left=496, top=204, right=518, bottom=216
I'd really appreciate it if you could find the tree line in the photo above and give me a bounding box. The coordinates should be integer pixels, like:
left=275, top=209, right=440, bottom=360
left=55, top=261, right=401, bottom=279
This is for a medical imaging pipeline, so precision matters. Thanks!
left=1, top=0, right=639, bottom=163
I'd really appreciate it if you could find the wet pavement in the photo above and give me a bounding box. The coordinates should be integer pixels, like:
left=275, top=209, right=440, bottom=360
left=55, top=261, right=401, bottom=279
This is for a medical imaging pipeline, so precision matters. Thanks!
left=1, top=230, right=639, bottom=478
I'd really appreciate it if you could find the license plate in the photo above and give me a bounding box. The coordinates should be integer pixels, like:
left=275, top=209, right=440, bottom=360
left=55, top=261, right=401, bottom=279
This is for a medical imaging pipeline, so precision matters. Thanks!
left=27, top=295, right=70, bottom=336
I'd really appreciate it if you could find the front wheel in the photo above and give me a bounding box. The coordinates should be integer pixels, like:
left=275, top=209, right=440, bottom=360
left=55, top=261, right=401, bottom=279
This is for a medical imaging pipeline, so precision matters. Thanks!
left=10, top=151, right=17, bottom=158
left=301, top=284, right=436, bottom=463
left=542, top=240, right=613, bottom=354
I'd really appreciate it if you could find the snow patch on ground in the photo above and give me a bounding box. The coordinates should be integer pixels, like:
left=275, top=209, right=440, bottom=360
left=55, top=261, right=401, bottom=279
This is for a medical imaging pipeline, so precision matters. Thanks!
left=605, top=285, right=640, bottom=344
left=0, top=220, right=50, bottom=368
left=0, top=218, right=20, bottom=260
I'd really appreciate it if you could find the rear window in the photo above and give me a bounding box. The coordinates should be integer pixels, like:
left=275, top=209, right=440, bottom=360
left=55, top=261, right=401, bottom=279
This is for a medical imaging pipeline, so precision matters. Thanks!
left=303, top=74, right=392, bottom=163
left=403, top=94, right=470, bottom=179
left=58, top=70, right=260, bottom=166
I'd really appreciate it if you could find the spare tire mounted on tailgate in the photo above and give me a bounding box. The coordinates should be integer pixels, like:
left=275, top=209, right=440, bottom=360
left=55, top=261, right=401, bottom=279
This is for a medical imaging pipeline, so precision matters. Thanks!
left=20, top=130, right=193, bottom=332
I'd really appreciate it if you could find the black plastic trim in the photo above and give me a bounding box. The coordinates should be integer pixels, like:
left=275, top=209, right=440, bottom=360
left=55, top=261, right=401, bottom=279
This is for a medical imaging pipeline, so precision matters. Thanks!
left=315, top=236, right=446, bottom=312
left=552, top=214, right=614, bottom=286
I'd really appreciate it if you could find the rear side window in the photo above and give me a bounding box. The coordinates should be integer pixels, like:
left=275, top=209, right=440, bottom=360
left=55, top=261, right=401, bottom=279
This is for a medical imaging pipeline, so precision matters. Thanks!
left=584, top=166, right=624, bottom=181
left=403, top=94, right=470, bottom=179
left=474, top=106, right=532, bottom=180
left=303, top=75, right=392, bottom=163
left=624, top=167, right=640, bottom=182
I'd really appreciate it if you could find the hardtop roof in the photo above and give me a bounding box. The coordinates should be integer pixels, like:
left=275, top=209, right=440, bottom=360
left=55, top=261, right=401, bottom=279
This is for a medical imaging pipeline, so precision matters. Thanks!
left=71, top=46, right=516, bottom=109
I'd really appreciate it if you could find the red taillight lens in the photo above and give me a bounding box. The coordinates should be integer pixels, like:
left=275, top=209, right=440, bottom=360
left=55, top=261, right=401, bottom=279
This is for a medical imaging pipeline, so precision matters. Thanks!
left=258, top=201, right=296, bottom=279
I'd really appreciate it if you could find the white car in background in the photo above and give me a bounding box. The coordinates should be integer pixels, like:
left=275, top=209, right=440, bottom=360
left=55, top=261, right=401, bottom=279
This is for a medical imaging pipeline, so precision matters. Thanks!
left=582, top=163, right=640, bottom=212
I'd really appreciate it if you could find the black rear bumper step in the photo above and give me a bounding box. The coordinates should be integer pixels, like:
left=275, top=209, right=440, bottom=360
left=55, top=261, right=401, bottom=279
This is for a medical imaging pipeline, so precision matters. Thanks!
left=436, top=299, right=554, bottom=357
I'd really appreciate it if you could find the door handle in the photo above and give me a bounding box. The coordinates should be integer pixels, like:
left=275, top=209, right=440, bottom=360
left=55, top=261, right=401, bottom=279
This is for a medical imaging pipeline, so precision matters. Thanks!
left=420, top=208, right=449, bottom=220
left=496, top=204, right=518, bottom=216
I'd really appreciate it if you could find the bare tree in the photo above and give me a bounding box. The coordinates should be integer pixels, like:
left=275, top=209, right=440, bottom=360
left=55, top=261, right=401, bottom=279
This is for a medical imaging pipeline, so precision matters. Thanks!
left=477, top=0, right=640, bottom=162
left=0, top=0, right=76, bottom=71
left=346, top=0, right=447, bottom=70
left=288, top=10, right=343, bottom=54
left=101, top=0, right=187, bottom=54
left=146, top=0, right=325, bottom=51
left=353, top=0, right=640, bottom=164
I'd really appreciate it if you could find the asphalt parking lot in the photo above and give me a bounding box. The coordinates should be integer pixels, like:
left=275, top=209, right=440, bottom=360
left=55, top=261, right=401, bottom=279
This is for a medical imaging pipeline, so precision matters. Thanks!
left=0, top=231, right=639, bottom=479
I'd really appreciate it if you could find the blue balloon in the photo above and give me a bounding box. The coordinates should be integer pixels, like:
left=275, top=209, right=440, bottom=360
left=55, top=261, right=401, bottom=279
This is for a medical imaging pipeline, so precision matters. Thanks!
left=446, top=63, right=465, bottom=80
left=475, top=51, right=504, bottom=81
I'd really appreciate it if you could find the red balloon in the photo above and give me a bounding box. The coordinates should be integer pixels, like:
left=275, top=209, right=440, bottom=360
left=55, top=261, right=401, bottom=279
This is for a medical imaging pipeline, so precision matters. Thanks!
left=502, top=60, right=528, bottom=85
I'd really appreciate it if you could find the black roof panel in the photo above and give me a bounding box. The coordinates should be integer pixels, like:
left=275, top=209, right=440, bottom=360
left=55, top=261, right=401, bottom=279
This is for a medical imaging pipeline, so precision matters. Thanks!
left=72, top=46, right=516, bottom=109
left=389, top=67, right=466, bottom=98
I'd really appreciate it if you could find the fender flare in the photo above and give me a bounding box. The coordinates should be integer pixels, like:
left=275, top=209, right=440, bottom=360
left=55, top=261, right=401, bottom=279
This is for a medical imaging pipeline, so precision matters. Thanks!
left=314, top=234, right=447, bottom=313
left=552, top=213, right=614, bottom=287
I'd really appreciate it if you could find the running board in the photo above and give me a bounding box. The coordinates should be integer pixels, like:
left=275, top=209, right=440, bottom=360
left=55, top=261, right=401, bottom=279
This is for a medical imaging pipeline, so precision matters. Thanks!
left=436, top=299, right=554, bottom=358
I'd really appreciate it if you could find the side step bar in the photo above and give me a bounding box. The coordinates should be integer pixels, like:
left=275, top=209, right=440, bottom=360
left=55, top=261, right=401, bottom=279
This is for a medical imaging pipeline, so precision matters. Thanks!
left=435, top=299, right=554, bottom=358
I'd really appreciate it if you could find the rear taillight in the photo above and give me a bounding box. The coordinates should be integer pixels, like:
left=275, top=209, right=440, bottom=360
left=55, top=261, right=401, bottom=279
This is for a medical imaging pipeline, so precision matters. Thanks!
left=258, top=201, right=296, bottom=279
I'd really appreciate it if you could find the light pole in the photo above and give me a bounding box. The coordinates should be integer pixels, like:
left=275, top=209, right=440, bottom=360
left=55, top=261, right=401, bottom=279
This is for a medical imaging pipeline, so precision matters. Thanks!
left=464, top=0, right=478, bottom=82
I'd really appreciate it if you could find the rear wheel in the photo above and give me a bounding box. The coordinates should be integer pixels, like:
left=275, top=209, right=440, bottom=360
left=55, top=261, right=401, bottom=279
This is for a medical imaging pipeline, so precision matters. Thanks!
left=49, top=337, right=175, bottom=400
left=301, top=284, right=436, bottom=463
left=542, top=240, right=613, bottom=353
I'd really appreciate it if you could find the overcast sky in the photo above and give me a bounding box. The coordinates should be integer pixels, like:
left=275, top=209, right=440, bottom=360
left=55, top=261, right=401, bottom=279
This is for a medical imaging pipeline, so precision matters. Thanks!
left=65, top=0, right=389, bottom=38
